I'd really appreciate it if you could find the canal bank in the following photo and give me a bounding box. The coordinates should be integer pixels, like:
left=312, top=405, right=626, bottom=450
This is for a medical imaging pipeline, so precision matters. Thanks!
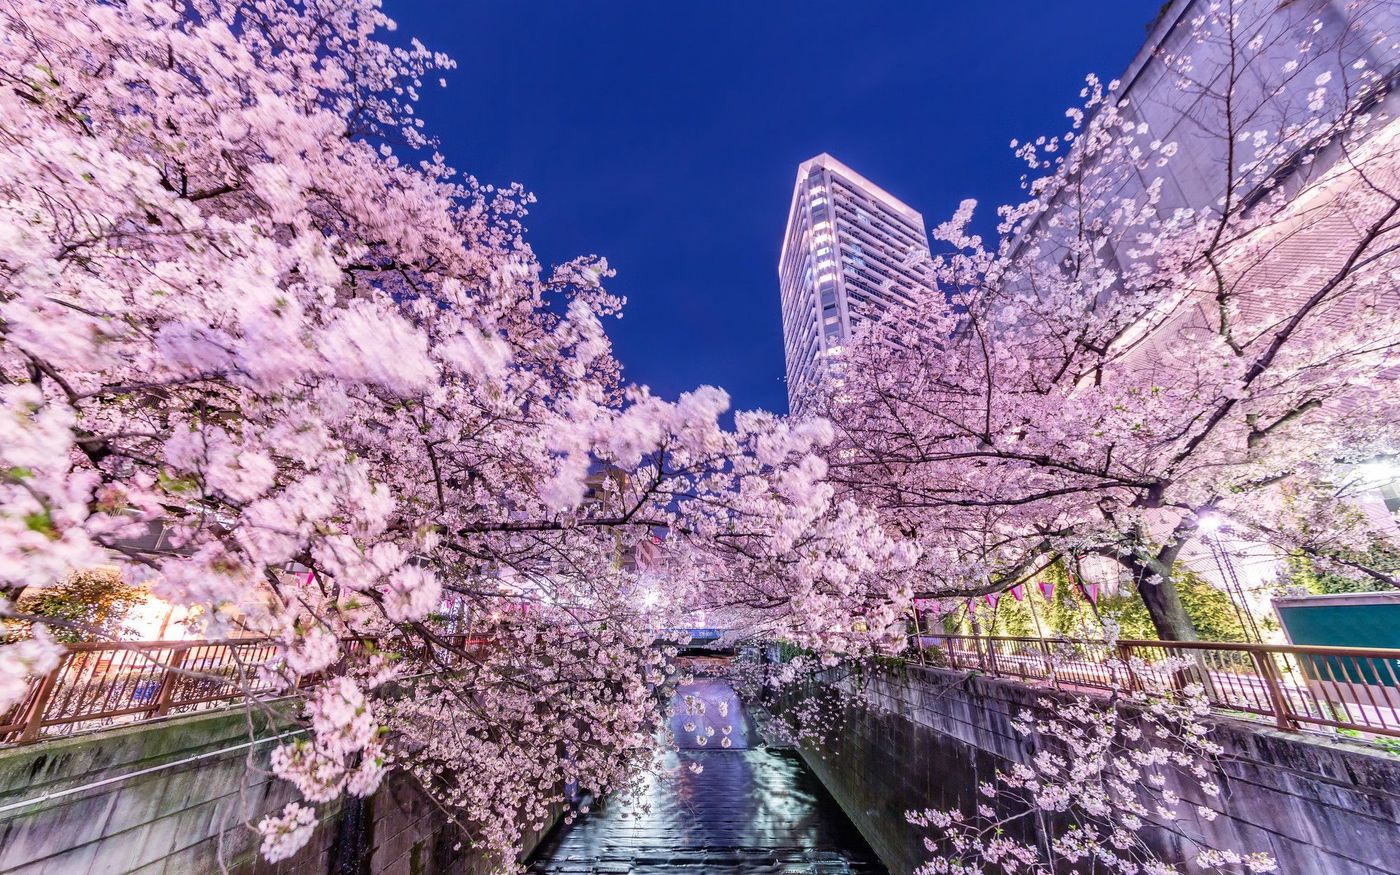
left=778, top=662, right=1400, bottom=875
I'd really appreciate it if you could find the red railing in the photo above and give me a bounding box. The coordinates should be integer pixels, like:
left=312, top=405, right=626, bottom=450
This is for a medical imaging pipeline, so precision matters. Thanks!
left=914, top=633, right=1400, bottom=740
left=0, top=634, right=494, bottom=744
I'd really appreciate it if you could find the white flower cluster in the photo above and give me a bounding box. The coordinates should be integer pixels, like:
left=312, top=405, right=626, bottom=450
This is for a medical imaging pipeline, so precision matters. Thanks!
left=257, top=802, right=317, bottom=863
left=0, top=624, right=62, bottom=712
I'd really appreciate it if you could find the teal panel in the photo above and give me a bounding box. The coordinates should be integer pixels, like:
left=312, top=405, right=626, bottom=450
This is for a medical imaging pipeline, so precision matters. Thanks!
left=1276, top=603, right=1400, bottom=687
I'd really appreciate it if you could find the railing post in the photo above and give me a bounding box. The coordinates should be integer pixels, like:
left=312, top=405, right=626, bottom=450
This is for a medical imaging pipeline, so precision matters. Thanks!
left=18, top=657, right=67, bottom=743
left=1250, top=648, right=1299, bottom=732
left=1116, top=642, right=1140, bottom=692
left=147, top=646, right=190, bottom=719
left=1038, top=636, right=1054, bottom=671
left=910, top=613, right=924, bottom=666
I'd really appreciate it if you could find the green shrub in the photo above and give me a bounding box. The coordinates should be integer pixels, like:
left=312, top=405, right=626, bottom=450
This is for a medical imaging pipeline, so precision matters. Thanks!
left=6, top=567, right=146, bottom=643
left=961, top=560, right=1250, bottom=642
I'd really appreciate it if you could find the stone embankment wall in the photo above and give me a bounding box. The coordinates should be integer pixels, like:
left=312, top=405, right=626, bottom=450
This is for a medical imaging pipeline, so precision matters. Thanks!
left=0, top=708, right=555, bottom=874
left=779, top=663, right=1400, bottom=875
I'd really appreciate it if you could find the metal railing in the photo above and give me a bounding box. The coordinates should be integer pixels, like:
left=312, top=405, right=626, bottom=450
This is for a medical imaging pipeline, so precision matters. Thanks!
left=913, top=633, right=1400, bottom=740
left=9, top=631, right=1398, bottom=746
left=0, top=634, right=492, bottom=744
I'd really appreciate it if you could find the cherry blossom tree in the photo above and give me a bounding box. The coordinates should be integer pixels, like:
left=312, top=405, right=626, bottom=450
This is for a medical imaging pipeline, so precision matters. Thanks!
left=1, top=0, right=1385, bottom=871
left=0, top=0, right=911, bottom=866
left=816, top=0, right=1400, bottom=640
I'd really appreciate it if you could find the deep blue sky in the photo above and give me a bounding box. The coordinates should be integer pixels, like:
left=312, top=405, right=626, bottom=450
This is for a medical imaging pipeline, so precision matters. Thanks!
left=389, top=2, right=1163, bottom=415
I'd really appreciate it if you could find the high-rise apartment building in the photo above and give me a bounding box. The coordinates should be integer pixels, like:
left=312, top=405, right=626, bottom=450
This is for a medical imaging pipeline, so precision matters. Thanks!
left=778, top=153, right=931, bottom=413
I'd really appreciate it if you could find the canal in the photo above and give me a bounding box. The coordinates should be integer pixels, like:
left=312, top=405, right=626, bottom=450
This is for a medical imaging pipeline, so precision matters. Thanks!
left=527, top=676, right=887, bottom=874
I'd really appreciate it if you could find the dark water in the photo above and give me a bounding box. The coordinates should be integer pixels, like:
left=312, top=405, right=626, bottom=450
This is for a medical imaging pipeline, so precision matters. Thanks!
left=527, top=678, right=887, bottom=874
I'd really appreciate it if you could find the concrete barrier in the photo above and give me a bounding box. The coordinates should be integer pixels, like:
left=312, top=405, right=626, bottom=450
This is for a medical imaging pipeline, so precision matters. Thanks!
left=0, top=708, right=556, bottom=874
left=778, top=663, right=1400, bottom=875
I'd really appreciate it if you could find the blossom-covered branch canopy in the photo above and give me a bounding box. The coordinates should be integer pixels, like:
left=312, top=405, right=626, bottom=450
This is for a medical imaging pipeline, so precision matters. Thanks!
left=816, top=0, right=1400, bottom=639
left=0, top=0, right=912, bottom=864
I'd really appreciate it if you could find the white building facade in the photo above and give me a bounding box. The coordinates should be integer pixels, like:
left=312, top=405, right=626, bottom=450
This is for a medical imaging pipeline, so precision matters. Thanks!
left=778, top=153, right=931, bottom=413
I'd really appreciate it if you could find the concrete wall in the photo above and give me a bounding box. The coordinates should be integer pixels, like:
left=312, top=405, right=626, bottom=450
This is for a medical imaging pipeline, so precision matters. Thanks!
left=780, top=664, right=1400, bottom=875
left=0, top=709, right=556, bottom=874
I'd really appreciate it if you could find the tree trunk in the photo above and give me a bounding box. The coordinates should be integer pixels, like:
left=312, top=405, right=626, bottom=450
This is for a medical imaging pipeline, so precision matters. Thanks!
left=1117, top=548, right=1198, bottom=642
left=1136, top=570, right=1198, bottom=642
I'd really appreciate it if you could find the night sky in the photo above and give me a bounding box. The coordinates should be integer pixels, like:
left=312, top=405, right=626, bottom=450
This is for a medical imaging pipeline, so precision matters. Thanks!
left=388, top=1, right=1163, bottom=415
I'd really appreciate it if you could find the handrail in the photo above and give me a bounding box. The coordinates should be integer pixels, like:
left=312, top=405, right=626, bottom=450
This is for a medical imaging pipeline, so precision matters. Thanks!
left=50, top=637, right=270, bottom=652
left=913, top=633, right=1400, bottom=741
left=937, top=634, right=1400, bottom=659
left=0, top=633, right=487, bottom=745
left=10, top=631, right=1400, bottom=747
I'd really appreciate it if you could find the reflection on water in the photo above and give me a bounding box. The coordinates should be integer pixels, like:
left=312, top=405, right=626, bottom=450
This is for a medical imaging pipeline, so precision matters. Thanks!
left=527, top=678, right=887, bottom=874
left=672, top=676, right=755, bottom=751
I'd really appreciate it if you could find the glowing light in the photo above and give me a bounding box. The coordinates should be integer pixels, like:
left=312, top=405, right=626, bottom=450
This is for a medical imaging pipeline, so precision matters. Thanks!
left=1357, top=459, right=1400, bottom=485
left=125, top=594, right=187, bottom=640
left=1196, top=512, right=1223, bottom=534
